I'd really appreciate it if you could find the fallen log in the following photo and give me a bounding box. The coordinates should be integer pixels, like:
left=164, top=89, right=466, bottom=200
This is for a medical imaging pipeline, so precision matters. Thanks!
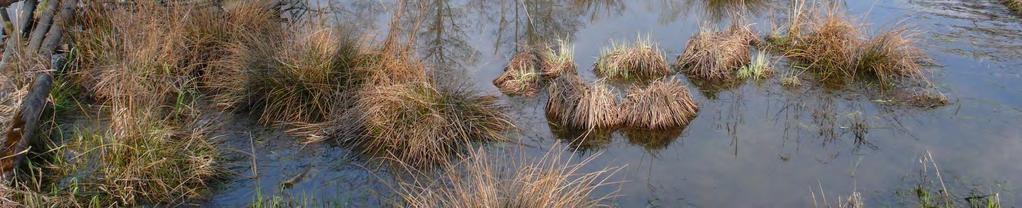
left=27, top=0, right=58, bottom=54
left=0, top=73, right=51, bottom=179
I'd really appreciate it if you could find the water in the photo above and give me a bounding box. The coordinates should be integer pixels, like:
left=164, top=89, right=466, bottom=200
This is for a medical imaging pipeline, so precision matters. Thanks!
left=207, top=0, right=1022, bottom=207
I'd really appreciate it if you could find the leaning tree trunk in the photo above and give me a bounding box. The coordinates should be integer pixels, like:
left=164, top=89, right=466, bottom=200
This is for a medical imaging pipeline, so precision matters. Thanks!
left=0, top=0, right=75, bottom=180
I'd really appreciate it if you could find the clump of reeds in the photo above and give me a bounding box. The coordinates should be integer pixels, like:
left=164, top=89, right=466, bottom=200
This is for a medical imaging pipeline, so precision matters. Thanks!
left=773, top=2, right=927, bottom=86
left=351, top=80, right=513, bottom=169
left=619, top=79, right=699, bottom=129
left=398, top=147, right=620, bottom=208
left=210, top=24, right=362, bottom=127
left=493, top=48, right=546, bottom=96
left=546, top=75, right=621, bottom=129
left=594, top=36, right=670, bottom=80
left=678, top=24, right=757, bottom=82
left=541, top=39, right=578, bottom=78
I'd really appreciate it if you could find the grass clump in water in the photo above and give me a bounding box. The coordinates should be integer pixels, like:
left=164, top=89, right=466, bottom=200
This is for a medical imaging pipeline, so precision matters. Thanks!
left=771, top=2, right=928, bottom=87
left=678, top=24, right=758, bottom=82
left=737, top=50, right=774, bottom=80
left=594, top=36, right=670, bottom=80
left=546, top=74, right=621, bottom=129
left=542, top=39, right=579, bottom=78
left=619, top=79, right=699, bottom=129
left=493, top=47, right=547, bottom=96
left=350, top=80, right=513, bottom=169
left=398, top=147, right=621, bottom=208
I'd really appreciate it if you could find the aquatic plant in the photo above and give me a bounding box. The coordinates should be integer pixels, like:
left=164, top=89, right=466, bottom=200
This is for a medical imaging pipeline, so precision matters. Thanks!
left=737, top=50, right=773, bottom=80
left=619, top=79, right=699, bottom=129
left=594, top=36, right=670, bottom=80
left=351, top=80, right=513, bottom=169
left=678, top=24, right=757, bottom=82
left=542, top=39, right=578, bottom=78
left=493, top=48, right=546, bottom=96
left=546, top=74, right=621, bottom=129
left=773, top=3, right=928, bottom=87
left=398, top=147, right=620, bottom=208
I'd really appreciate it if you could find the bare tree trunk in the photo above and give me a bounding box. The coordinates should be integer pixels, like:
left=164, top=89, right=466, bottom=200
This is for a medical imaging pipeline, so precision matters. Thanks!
left=0, top=0, right=35, bottom=73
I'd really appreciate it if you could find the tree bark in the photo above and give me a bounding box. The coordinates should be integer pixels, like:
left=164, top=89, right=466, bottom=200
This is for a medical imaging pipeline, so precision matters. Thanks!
left=40, top=0, right=72, bottom=57
left=0, top=0, right=18, bottom=8
left=27, top=0, right=58, bottom=54
left=0, top=73, right=51, bottom=179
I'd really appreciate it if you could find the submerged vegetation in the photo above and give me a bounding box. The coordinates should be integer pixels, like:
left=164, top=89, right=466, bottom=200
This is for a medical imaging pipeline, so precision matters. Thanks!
left=493, top=48, right=546, bottom=96
left=398, top=147, right=620, bottom=208
left=594, top=36, right=670, bottom=80
left=678, top=24, right=758, bottom=82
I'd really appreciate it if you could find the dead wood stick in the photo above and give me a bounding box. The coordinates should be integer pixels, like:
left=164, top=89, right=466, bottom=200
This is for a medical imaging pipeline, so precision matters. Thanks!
left=0, top=73, right=52, bottom=179
left=40, top=0, right=72, bottom=57
left=27, top=0, right=58, bottom=54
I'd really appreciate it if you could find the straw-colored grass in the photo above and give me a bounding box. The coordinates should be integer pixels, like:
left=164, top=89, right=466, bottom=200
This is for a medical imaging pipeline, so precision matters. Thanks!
left=542, top=39, right=579, bottom=78
left=774, top=2, right=927, bottom=86
left=594, top=36, right=670, bottom=80
left=678, top=24, right=757, bottom=82
left=493, top=48, right=546, bottom=96
left=351, top=80, right=513, bottom=169
left=210, top=24, right=362, bottom=127
left=398, top=147, right=621, bottom=208
left=619, top=79, right=699, bottom=129
left=546, top=75, right=621, bottom=129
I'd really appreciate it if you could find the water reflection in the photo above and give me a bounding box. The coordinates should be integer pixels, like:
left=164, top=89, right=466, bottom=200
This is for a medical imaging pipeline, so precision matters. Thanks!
left=623, top=127, right=685, bottom=153
left=908, top=0, right=1022, bottom=65
left=546, top=120, right=614, bottom=153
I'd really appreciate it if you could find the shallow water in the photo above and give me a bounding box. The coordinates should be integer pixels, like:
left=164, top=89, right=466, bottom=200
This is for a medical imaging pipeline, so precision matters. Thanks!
left=207, top=0, right=1022, bottom=207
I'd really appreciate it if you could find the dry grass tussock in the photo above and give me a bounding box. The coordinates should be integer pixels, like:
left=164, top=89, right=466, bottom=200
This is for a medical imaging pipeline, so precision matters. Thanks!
left=0, top=2, right=235, bottom=206
left=546, top=74, right=621, bottom=129
left=678, top=24, right=758, bottom=82
left=493, top=47, right=546, bottom=96
left=771, top=2, right=927, bottom=86
left=619, top=79, right=699, bottom=129
left=493, top=40, right=578, bottom=96
left=594, top=36, right=670, bottom=80
left=348, top=80, right=513, bottom=169
left=398, top=147, right=621, bottom=208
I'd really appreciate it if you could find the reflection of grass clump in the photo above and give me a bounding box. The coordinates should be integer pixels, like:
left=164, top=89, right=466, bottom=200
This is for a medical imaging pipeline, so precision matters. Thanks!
left=1004, top=0, right=1022, bottom=15
left=619, top=79, right=699, bottom=129
left=398, top=147, right=620, bottom=208
left=546, top=75, right=621, bottom=129
left=678, top=24, right=757, bottom=82
left=594, top=36, right=670, bottom=80
left=352, top=81, right=513, bottom=169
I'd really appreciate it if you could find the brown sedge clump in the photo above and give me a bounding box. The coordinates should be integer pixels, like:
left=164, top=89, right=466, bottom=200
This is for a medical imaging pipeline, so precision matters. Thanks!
left=774, top=1, right=927, bottom=87
left=1004, top=0, right=1022, bottom=15
left=350, top=80, right=513, bottom=169
left=545, top=74, right=621, bottom=129
left=398, top=146, right=621, bottom=208
left=493, top=47, right=546, bottom=96
left=678, top=23, right=758, bottom=82
left=594, top=36, right=670, bottom=80
left=619, top=79, right=699, bottom=129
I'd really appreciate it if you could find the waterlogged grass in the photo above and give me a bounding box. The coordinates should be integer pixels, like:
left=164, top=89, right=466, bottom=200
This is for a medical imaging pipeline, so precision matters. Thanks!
left=737, top=50, right=773, bottom=80
left=619, top=79, right=699, bottom=129
left=678, top=24, right=758, bottom=82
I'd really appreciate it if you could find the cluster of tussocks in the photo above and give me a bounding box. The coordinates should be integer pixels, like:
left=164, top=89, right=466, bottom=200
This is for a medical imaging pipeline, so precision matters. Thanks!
left=594, top=37, right=671, bottom=80
left=398, top=147, right=620, bottom=208
left=545, top=74, right=621, bottom=129
left=493, top=40, right=577, bottom=96
left=678, top=24, right=759, bottom=82
left=348, top=80, right=513, bottom=169
left=2, top=2, right=241, bottom=205
left=770, top=6, right=927, bottom=86
left=619, top=79, right=699, bottom=129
